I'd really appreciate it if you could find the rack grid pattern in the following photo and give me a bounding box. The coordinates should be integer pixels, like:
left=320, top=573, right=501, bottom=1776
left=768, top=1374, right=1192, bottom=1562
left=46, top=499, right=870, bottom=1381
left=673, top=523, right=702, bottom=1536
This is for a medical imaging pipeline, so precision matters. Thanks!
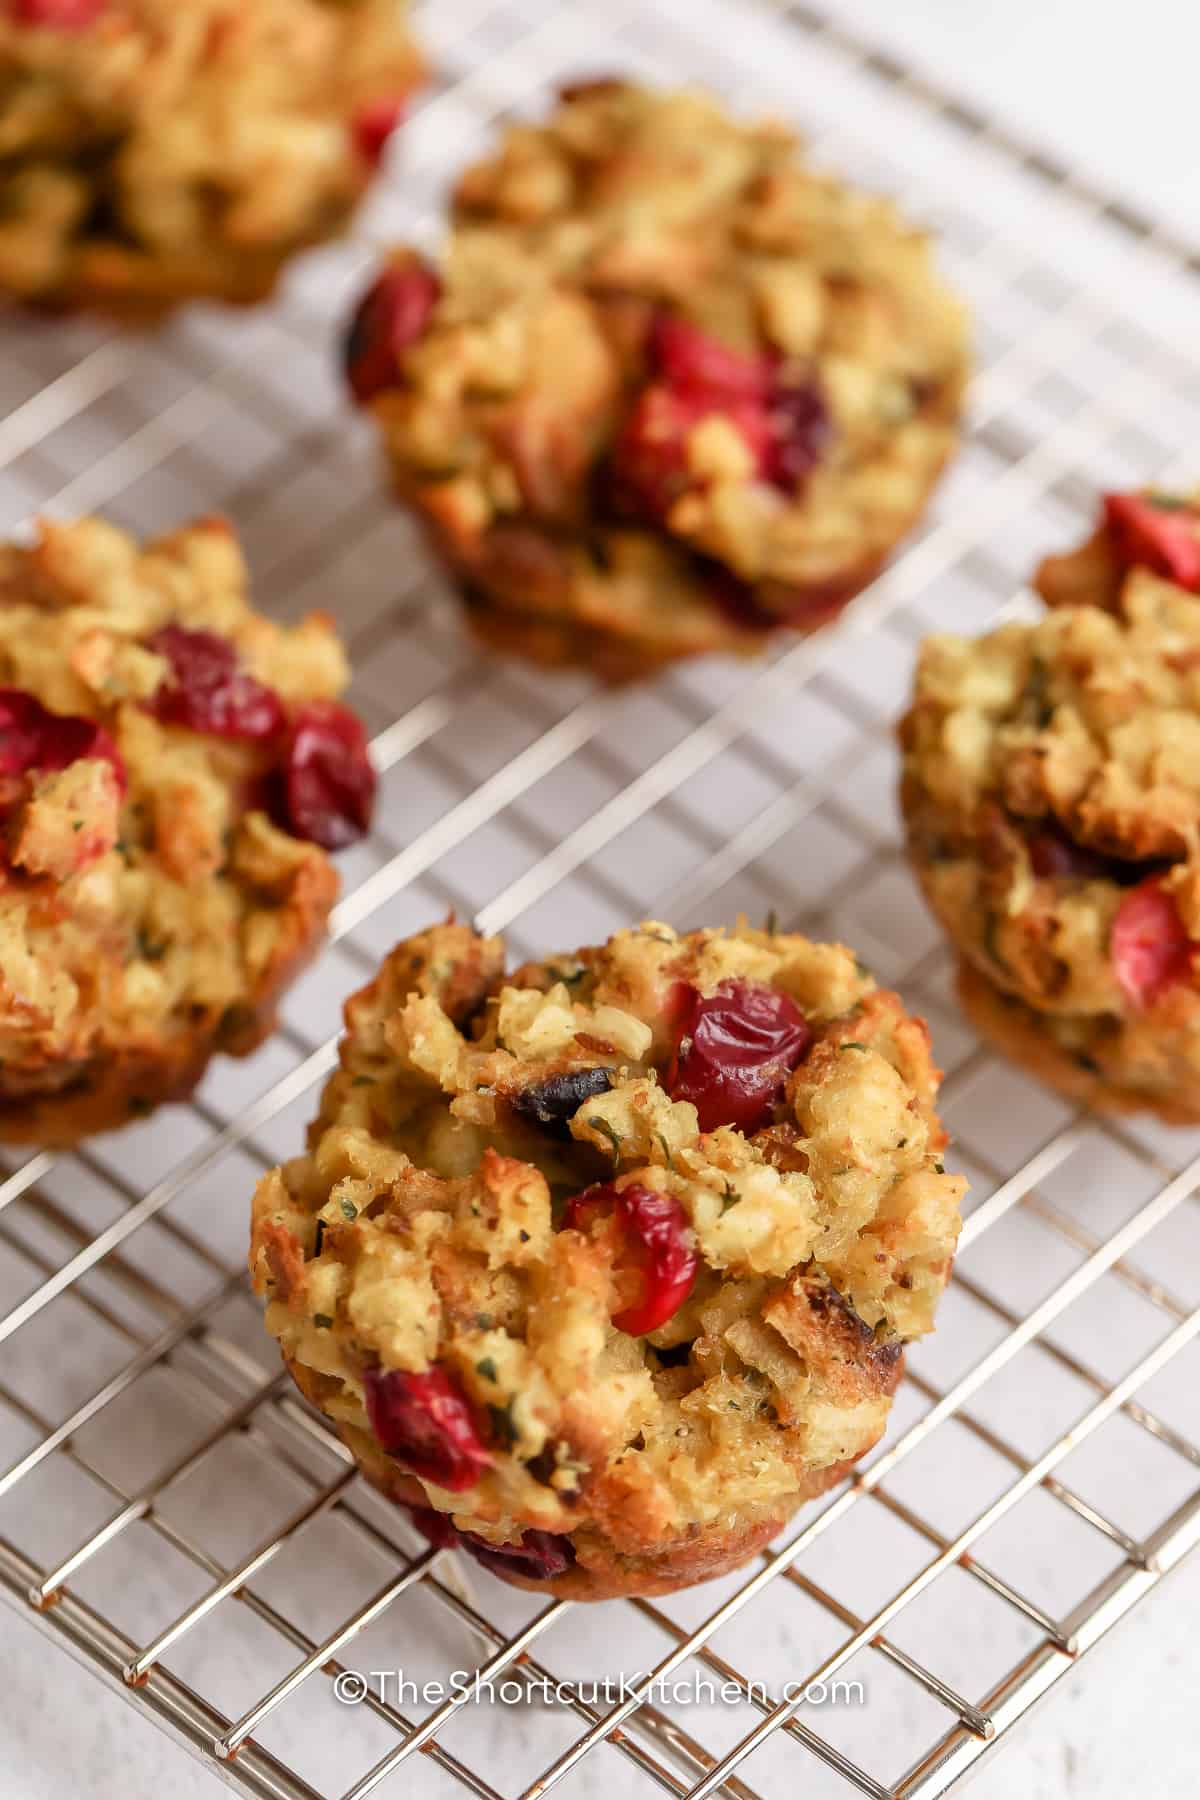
left=1, top=2, right=1198, bottom=1796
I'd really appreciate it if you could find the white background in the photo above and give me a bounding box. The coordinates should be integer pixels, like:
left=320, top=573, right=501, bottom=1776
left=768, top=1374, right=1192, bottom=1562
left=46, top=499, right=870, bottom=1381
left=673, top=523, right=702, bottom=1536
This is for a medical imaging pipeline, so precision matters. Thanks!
left=3, top=2, right=1198, bottom=1796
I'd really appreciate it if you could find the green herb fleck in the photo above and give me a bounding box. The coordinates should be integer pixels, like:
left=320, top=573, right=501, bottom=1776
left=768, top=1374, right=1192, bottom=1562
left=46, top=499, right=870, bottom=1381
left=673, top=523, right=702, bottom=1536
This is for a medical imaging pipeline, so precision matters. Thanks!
left=719, top=1180, right=740, bottom=1214
left=841, top=1041, right=869, bottom=1053
left=352, top=1074, right=375, bottom=1087
left=475, top=1356, right=498, bottom=1382
left=313, top=1313, right=333, bottom=1331
left=339, top=1197, right=359, bottom=1223
left=135, top=929, right=167, bottom=962
left=1147, top=491, right=1188, bottom=512
left=934, top=1162, right=945, bottom=1174
left=655, top=1132, right=674, bottom=1170
left=488, top=1400, right=519, bottom=1450
left=71, top=819, right=83, bottom=833
left=588, top=1116, right=623, bottom=1164
left=853, top=957, right=873, bottom=981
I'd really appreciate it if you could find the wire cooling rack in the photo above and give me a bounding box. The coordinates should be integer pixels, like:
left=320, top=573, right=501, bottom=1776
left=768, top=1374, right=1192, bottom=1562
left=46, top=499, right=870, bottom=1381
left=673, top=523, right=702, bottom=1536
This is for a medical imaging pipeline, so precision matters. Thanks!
left=1, top=2, right=1199, bottom=1796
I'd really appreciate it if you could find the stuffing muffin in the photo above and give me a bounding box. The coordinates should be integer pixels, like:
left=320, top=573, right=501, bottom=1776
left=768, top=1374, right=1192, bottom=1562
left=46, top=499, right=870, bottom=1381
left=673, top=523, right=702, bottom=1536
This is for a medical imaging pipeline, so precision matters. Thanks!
left=0, top=513, right=376, bottom=1143
left=250, top=918, right=964, bottom=1600
left=0, top=0, right=423, bottom=314
left=341, top=79, right=969, bottom=681
left=900, top=537, right=1200, bottom=1119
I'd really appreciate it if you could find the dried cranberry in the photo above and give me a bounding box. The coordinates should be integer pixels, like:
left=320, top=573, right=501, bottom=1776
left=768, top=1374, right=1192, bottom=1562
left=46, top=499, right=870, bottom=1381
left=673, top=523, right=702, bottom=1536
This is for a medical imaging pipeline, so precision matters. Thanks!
left=275, top=700, right=376, bottom=850
left=562, top=1181, right=698, bottom=1335
left=1112, top=878, right=1195, bottom=1008
left=1027, top=825, right=1113, bottom=880
left=612, top=384, right=772, bottom=519
left=145, top=626, right=285, bottom=742
left=401, top=1503, right=462, bottom=1550
left=1103, top=492, right=1200, bottom=592
left=342, top=260, right=441, bottom=407
left=364, top=1366, right=491, bottom=1492
left=0, top=687, right=126, bottom=795
left=11, top=0, right=105, bottom=25
left=352, top=96, right=407, bottom=169
left=667, top=979, right=812, bottom=1134
left=652, top=314, right=771, bottom=402
left=461, top=1529, right=575, bottom=1581
left=613, top=314, right=828, bottom=516
left=765, top=379, right=831, bottom=490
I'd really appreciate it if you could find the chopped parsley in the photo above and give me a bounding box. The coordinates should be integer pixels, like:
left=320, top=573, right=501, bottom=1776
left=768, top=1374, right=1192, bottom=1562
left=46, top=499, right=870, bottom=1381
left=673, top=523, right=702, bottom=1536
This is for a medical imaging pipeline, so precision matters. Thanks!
left=487, top=1399, right=519, bottom=1450
left=475, top=1356, right=498, bottom=1382
left=587, top=1116, right=623, bottom=1164
left=313, top=1314, right=333, bottom=1331
left=339, top=1197, right=359, bottom=1223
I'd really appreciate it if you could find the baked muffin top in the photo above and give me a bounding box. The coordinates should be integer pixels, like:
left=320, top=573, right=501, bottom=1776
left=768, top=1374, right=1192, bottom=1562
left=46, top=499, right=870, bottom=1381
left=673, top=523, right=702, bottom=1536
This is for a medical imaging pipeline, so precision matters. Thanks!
left=900, top=564, right=1200, bottom=1016
left=0, top=513, right=373, bottom=1104
left=251, top=920, right=964, bottom=1552
left=0, top=0, right=421, bottom=303
left=345, top=79, right=968, bottom=601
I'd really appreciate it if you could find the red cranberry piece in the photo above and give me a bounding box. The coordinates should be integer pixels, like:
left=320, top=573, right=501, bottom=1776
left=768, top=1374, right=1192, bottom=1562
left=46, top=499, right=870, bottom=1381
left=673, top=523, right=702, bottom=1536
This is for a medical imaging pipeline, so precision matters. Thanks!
left=652, top=314, right=771, bottom=402
left=1028, top=825, right=1112, bottom=880
left=562, top=1180, right=698, bottom=1336
left=461, top=1529, right=575, bottom=1581
left=765, top=379, right=831, bottom=491
left=612, top=385, right=773, bottom=519
left=364, top=1366, right=491, bottom=1492
left=667, top=978, right=812, bottom=1134
left=1103, top=492, right=1200, bottom=592
left=352, top=96, right=407, bottom=169
left=1112, top=878, right=1195, bottom=1008
left=343, top=260, right=441, bottom=407
left=145, top=626, right=285, bottom=742
left=11, top=0, right=105, bottom=25
left=401, top=1502, right=462, bottom=1550
left=276, top=699, right=376, bottom=850
left=0, top=687, right=126, bottom=795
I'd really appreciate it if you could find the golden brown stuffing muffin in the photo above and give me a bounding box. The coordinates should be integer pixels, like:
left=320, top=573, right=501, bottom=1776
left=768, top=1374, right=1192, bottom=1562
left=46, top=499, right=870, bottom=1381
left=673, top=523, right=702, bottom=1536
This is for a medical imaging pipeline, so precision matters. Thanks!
left=341, top=79, right=969, bottom=681
left=250, top=919, right=964, bottom=1600
left=0, top=513, right=377, bottom=1143
left=0, top=0, right=423, bottom=314
left=900, top=534, right=1200, bottom=1120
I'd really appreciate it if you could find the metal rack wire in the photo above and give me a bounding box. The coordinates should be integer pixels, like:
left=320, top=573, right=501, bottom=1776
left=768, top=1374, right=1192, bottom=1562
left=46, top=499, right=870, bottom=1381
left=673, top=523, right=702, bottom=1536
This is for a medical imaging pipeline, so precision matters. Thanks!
left=0, top=1, right=1197, bottom=1796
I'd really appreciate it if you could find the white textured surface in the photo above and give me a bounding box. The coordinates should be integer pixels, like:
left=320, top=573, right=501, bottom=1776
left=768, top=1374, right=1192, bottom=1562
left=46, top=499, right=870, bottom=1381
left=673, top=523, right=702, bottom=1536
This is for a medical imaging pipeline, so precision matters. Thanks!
left=0, top=2, right=1198, bottom=1797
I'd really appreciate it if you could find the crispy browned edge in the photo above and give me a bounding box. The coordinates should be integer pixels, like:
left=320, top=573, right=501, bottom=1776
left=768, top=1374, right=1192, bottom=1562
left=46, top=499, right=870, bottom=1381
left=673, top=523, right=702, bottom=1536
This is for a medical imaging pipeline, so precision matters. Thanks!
left=0, top=851, right=338, bottom=1146
left=395, top=407, right=962, bottom=684
left=286, top=1352, right=893, bottom=1601
left=956, top=956, right=1200, bottom=1126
